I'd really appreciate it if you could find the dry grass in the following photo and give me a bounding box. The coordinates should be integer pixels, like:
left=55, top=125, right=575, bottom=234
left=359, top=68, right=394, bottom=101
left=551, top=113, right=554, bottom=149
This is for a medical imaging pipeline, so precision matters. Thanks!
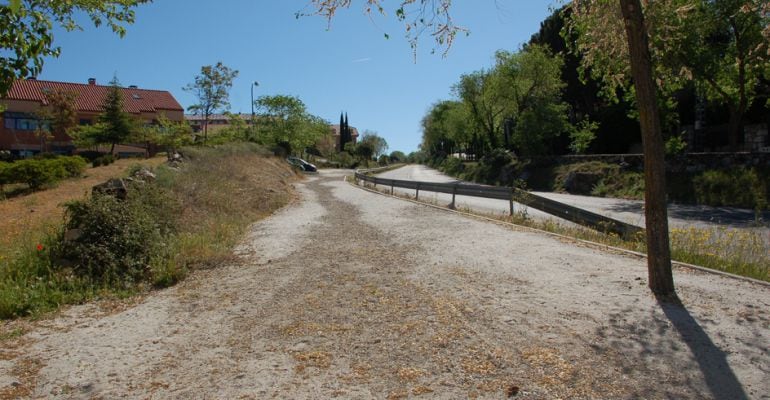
left=0, top=156, right=166, bottom=251
left=1, top=144, right=298, bottom=319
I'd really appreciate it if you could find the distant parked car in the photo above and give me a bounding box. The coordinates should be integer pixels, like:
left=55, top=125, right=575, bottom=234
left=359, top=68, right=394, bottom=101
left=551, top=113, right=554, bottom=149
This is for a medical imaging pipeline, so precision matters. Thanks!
left=287, top=156, right=317, bottom=172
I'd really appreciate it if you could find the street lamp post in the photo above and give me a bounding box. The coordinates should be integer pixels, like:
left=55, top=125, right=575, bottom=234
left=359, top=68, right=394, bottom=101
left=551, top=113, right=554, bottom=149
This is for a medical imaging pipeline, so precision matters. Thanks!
left=250, top=81, right=259, bottom=138
left=250, top=81, right=259, bottom=117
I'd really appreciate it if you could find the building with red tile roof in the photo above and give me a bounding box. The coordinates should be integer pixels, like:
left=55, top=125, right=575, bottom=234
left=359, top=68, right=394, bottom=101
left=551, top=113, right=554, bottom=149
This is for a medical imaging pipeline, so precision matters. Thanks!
left=1, top=77, right=183, bottom=156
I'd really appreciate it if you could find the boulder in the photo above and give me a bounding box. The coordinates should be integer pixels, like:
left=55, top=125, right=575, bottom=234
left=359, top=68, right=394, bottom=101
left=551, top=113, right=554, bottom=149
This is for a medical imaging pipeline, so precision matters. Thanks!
left=92, top=178, right=129, bottom=200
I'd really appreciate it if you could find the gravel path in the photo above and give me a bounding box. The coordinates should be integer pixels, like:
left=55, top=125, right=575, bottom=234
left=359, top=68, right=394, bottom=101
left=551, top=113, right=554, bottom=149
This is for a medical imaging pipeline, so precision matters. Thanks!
left=1, top=169, right=768, bottom=399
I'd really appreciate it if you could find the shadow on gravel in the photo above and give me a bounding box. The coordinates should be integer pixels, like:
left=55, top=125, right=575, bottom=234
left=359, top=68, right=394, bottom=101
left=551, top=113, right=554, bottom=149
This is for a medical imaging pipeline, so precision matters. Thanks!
left=592, top=300, right=749, bottom=399
left=658, top=299, right=749, bottom=400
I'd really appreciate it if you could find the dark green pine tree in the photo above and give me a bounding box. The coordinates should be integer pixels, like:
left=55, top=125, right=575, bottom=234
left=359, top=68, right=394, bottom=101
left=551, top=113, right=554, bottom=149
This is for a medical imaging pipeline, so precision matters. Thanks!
left=99, top=76, right=135, bottom=154
left=343, top=112, right=351, bottom=148
left=339, top=112, right=346, bottom=151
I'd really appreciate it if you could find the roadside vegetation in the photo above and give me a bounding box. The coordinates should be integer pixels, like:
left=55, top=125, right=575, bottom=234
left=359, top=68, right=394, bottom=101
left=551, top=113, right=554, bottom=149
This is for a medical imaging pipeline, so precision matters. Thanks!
left=0, top=143, right=295, bottom=319
left=430, top=155, right=769, bottom=214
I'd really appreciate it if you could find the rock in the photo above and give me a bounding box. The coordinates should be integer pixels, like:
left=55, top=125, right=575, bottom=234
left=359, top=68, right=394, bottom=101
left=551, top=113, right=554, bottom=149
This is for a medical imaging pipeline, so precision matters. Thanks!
left=132, top=167, right=156, bottom=182
left=92, top=178, right=128, bottom=200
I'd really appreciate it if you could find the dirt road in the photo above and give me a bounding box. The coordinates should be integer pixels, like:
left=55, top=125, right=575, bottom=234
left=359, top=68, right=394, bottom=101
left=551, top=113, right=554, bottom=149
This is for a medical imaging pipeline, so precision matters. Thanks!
left=1, top=169, right=768, bottom=399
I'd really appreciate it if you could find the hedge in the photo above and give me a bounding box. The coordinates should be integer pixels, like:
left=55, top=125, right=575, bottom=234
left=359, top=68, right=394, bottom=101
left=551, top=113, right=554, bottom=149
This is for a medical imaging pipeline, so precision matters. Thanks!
left=0, top=156, right=87, bottom=190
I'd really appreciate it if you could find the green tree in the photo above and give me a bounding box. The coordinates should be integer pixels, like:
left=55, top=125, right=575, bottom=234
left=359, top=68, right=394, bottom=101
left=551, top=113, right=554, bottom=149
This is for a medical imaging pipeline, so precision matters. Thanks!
left=453, top=70, right=505, bottom=152
left=254, top=95, right=328, bottom=155
left=140, top=114, right=192, bottom=159
left=0, top=0, right=149, bottom=96
left=359, top=130, right=389, bottom=159
left=421, top=100, right=472, bottom=157
left=389, top=150, right=407, bottom=162
left=562, top=0, right=670, bottom=295
left=71, top=77, right=136, bottom=154
left=493, top=45, right=571, bottom=156
left=184, top=62, right=239, bottom=143
left=568, top=0, right=770, bottom=150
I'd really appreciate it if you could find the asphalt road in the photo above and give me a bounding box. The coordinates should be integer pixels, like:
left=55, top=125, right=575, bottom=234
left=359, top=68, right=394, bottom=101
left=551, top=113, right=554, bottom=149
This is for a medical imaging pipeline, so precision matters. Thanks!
left=376, top=164, right=770, bottom=233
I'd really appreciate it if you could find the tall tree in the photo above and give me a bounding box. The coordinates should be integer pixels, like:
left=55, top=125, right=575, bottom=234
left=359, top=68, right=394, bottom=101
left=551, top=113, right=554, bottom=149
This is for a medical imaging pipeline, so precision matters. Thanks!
left=184, top=62, right=239, bottom=143
left=0, top=0, right=149, bottom=96
left=254, top=94, right=329, bottom=155
left=359, top=130, right=389, bottom=158
left=568, top=0, right=770, bottom=150
left=619, top=0, right=675, bottom=296
left=71, top=77, right=136, bottom=153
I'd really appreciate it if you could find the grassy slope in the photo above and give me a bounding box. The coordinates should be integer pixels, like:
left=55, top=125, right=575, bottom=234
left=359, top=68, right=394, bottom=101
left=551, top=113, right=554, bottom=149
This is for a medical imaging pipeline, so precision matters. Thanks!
left=0, top=145, right=298, bottom=319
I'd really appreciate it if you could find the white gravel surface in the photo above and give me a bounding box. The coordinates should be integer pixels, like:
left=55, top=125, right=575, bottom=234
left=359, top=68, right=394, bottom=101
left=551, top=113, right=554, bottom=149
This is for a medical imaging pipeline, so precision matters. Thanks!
left=1, top=169, right=768, bottom=399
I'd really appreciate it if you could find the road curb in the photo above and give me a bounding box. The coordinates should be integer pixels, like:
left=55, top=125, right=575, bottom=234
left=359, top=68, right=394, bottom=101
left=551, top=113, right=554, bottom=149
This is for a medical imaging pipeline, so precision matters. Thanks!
left=346, top=175, right=770, bottom=288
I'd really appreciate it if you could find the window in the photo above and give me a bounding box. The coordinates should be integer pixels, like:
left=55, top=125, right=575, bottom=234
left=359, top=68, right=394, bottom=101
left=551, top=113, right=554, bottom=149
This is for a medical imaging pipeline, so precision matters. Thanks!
left=79, top=119, right=92, bottom=125
left=2, top=112, right=40, bottom=131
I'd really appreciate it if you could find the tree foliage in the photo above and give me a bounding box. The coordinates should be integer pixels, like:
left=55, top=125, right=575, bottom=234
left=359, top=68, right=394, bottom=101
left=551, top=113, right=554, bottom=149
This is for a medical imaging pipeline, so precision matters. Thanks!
left=358, top=130, right=389, bottom=159
left=0, top=0, right=149, bottom=95
left=139, top=114, right=192, bottom=158
left=425, top=45, right=573, bottom=158
left=71, top=77, right=136, bottom=153
left=254, top=94, right=329, bottom=155
left=567, top=0, right=770, bottom=148
left=184, top=62, right=239, bottom=142
left=301, top=0, right=465, bottom=55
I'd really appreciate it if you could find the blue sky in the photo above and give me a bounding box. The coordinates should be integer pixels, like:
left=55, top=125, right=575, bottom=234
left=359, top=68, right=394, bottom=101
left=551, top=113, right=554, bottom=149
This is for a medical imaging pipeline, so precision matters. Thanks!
left=38, top=0, right=558, bottom=153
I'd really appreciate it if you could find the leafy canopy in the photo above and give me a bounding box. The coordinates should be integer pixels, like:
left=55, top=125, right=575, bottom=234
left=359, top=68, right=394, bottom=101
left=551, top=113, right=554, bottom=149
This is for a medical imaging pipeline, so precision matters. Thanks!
left=0, top=0, right=150, bottom=95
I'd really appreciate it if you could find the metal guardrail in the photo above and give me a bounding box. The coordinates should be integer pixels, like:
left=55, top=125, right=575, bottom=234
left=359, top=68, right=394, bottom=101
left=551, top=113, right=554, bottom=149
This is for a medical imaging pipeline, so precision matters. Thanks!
left=354, top=171, right=644, bottom=241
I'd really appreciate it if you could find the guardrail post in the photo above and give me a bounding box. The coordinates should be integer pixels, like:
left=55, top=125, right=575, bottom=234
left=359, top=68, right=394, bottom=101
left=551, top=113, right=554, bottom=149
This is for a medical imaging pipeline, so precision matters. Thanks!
left=449, top=184, right=457, bottom=210
left=416, top=182, right=420, bottom=200
left=509, top=187, right=514, bottom=216
left=390, top=181, right=394, bottom=195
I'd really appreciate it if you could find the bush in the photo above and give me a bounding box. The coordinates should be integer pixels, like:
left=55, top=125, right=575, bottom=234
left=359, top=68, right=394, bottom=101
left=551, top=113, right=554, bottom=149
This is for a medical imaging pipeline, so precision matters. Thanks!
left=464, top=149, right=522, bottom=186
left=56, top=156, right=87, bottom=178
left=92, top=154, right=116, bottom=168
left=693, top=168, right=767, bottom=210
left=57, top=183, right=177, bottom=286
left=10, top=159, right=59, bottom=189
left=378, top=154, right=389, bottom=166
left=0, top=162, right=11, bottom=187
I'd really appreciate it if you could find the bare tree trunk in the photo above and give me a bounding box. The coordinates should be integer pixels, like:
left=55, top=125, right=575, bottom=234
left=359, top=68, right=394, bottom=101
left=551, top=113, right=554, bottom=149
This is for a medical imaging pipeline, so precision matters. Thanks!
left=727, top=109, right=743, bottom=151
left=619, top=0, right=675, bottom=297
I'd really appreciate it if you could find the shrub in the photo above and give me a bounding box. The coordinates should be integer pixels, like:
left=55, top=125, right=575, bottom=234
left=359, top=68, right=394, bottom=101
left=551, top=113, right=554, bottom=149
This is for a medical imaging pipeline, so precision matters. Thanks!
left=0, top=161, right=11, bottom=188
left=57, top=183, right=177, bottom=286
left=56, top=156, right=87, bottom=178
left=92, top=154, right=116, bottom=167
left=464, top=149, right=522, bottom=186
left=665, top=134, right=688, bottom=156
left=9, top=159, right=58, bottom=189
left=693, top=168, right=767, bottom=210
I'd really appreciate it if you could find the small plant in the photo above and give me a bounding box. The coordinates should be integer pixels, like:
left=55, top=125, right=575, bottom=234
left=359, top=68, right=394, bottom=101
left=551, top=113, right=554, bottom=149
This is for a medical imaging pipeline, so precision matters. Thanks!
left=569, top=119, right=598, bottom=154
left=665, top=134, right=687, bottom=156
